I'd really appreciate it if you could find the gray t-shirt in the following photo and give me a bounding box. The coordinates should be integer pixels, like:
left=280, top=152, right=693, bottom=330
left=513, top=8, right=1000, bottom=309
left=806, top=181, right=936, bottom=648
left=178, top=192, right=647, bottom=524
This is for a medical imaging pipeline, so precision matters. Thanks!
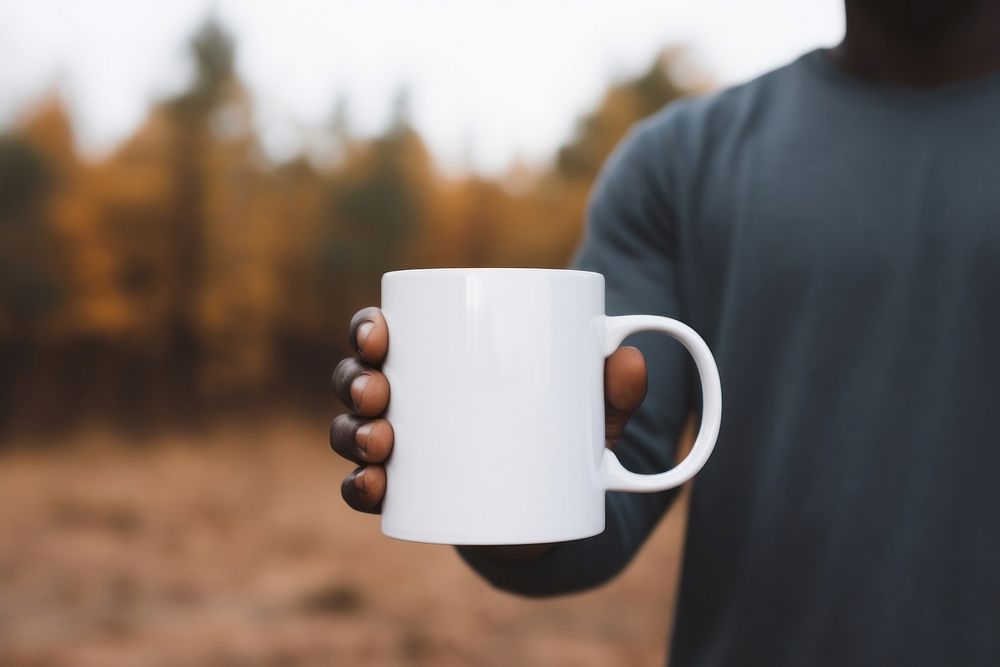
left=460, top=49, right=1000, bottom=665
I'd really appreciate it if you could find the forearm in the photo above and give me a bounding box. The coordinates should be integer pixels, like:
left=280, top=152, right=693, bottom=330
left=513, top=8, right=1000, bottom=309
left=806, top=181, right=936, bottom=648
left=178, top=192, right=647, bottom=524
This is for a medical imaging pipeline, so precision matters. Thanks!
left=461, top=543, right=555, bottom=561
left=459, top=117, right=690, bottom=598
left=456, top=487, right=677, bottom=597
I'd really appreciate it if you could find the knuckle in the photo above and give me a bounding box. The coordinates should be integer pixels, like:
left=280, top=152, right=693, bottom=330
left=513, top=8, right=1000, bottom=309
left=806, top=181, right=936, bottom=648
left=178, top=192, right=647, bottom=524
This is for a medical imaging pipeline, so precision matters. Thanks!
left=339, top=466, right=383, bottom=514
left=332, top=357, right=364, bottom=408
left=340, top=472, right=360, bottom=505
left=330, top=414, right=374, bottom=463
left=330, top=413, right=356, bottom=446
left=332, top=357, right=354, bottom=388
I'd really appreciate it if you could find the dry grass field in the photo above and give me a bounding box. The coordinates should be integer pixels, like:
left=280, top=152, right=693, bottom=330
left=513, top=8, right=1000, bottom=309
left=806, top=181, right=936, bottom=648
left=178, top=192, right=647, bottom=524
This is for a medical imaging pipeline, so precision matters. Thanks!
left=0, top=420, right=689, bottom=666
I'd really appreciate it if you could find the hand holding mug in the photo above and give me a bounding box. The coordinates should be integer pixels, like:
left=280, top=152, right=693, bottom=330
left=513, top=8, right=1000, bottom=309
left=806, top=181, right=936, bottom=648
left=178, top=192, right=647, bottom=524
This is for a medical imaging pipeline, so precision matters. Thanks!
left=331, top=308, right=650, bottom=514
left=331, top=269, right=721, bottom=546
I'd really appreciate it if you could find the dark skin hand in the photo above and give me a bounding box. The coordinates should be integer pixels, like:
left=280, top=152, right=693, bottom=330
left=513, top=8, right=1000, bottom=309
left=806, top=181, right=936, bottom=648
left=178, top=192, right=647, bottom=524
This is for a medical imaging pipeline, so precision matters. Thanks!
left=330, top=306, right=648, bottom=560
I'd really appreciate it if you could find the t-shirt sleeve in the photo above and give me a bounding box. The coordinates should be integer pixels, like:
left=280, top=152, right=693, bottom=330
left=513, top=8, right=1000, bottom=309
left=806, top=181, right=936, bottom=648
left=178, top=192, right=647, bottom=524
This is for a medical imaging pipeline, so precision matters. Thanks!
left=458, top=116, right=694, bottom=596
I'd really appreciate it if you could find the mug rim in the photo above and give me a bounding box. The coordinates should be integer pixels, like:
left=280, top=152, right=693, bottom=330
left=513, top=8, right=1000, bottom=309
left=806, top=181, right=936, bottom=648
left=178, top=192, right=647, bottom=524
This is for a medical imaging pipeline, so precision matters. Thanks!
left=383, top=267, right=602, bottom=279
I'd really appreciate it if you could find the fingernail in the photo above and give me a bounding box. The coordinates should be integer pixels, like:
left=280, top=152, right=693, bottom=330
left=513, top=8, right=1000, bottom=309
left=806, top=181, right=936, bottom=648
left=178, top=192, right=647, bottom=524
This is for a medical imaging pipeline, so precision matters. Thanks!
left=356, top=422, right=373, bottom=452
left=357, top=321, right=374, bottom=351
left=350, top=374, right=370, bottom=409
left=354, top=470, right=367, bottom=494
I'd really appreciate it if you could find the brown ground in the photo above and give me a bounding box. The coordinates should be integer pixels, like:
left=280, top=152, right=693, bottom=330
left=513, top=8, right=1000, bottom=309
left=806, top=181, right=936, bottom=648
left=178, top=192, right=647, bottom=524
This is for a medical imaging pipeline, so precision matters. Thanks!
left=0, top=421, right=689, bottom=666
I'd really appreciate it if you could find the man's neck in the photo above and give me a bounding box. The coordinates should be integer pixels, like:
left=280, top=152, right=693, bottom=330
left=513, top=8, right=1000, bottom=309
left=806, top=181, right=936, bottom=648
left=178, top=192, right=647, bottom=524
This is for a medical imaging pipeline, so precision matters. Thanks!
left=830, top=0, right=1000, bottom=87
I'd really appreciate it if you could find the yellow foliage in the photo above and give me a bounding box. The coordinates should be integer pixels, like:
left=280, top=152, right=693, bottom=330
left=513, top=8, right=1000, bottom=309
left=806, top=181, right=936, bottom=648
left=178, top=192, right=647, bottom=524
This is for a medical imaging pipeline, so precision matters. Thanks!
left=0, top=37, right=698, bottom=416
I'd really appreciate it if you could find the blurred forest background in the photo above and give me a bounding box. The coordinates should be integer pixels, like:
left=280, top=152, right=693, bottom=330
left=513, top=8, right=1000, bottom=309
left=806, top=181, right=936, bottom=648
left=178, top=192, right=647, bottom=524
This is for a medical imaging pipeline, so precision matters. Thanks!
left=0, top=19, right=700, bottom=436
left=0, top=16, right=707, bottom=667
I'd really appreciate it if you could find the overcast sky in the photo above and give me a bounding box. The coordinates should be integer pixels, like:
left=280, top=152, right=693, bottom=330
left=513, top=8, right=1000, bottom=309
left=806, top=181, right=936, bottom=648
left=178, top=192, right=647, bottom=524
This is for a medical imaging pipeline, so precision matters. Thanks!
left=0, top=0, right=844, bottom=174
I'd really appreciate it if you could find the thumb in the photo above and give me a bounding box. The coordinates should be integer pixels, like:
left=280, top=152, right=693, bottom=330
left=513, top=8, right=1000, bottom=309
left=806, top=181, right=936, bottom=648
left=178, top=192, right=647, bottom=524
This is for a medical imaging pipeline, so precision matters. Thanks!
left=604, top=346, right=648, bottom=449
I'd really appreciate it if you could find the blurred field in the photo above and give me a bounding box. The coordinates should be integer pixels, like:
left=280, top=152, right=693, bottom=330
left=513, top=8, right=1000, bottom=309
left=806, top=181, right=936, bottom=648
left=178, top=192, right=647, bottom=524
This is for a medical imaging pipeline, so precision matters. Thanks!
left=0, top=420, right=689, bottom=666
left=0, top=17, right=702, bottom=665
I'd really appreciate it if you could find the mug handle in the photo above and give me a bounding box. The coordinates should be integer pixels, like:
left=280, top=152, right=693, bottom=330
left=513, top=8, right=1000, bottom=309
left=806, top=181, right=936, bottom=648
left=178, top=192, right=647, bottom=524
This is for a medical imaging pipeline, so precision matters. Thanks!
left=599, top=315, right=722, bottom=492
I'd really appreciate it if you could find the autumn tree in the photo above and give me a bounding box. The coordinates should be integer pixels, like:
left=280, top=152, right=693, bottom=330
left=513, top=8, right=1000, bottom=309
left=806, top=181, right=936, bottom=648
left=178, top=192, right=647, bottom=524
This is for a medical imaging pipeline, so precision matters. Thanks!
left=162, top=18, right=240, bottom=409
left=321, top=89, right=432, bottom=310
left=0, top=28, right=702, bottom=433
left=0, top=137, right=58, bottom=336
left=556, top=49, right=691, bottom=181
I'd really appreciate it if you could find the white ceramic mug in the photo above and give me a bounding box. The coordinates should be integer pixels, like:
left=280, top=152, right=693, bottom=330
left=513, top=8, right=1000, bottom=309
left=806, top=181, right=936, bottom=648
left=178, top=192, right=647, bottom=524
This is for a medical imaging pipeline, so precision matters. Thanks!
left=380, top=268, right=721, bottom=545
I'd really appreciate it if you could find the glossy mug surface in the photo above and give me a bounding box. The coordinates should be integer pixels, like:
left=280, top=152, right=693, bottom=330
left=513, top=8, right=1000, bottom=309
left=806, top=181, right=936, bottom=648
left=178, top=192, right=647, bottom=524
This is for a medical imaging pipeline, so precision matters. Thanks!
left=380, top=268, right=721, bottom=545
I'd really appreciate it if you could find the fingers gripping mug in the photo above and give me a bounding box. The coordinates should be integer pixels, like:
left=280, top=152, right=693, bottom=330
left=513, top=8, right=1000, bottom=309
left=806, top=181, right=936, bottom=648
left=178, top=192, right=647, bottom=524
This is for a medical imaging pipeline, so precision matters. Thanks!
left=380, top=269, right=722, bottom=544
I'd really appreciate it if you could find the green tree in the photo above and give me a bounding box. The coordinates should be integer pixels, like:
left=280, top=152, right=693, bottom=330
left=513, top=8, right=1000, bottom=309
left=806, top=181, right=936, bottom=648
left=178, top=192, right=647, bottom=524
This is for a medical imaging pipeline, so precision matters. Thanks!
left=0, top=137, right=59, bottom=334
left=321, top=88, right=430, bottom=307
left=556, top=50, right=689, bottom=181
left=162, top=18, right=239, bottom=410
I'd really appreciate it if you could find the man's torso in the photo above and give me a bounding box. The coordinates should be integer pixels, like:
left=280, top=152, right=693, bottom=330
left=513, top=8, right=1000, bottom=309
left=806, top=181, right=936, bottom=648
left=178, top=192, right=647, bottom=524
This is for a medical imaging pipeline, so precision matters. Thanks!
left=658, top=50, right=1000, bottom=666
